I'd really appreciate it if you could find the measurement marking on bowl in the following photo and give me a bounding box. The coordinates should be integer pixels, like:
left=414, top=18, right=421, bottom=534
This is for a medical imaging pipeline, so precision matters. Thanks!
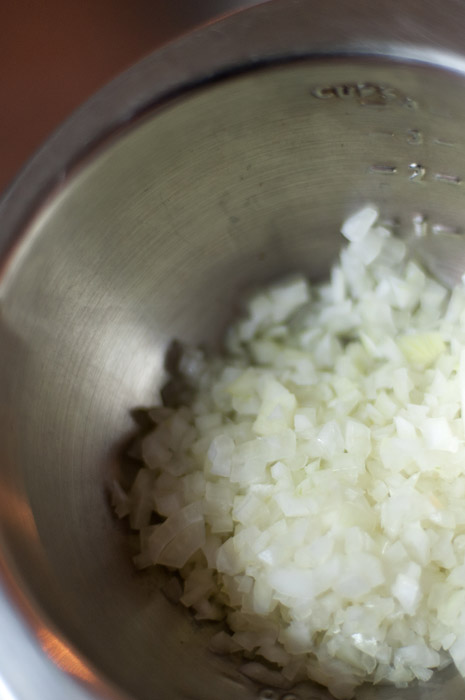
left=370, top=164, right=397, bottom=174
left=370, top=162, right=462, bottom=186
left=432, top=223, right=463, bottom=235
left=409, top=215, right=462, bottom=237
left=310, top=83, right=417, bottom=108
left=433, top=138, right=457, bottom=148
left=433, top=173, right=462, bottom=185
left=409, top=163, right=426, bottom=181
left=368, top=130, right=395, bottom=138
left=371, top=129, right=456, bottom=148
left=413, top=214, right=428, bottom=237
left=407, top=129, right=423, bottom=145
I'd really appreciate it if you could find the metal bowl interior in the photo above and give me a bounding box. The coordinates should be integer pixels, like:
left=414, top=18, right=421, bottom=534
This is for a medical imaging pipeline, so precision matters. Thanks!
left=2, top=40, right=465, bottom=700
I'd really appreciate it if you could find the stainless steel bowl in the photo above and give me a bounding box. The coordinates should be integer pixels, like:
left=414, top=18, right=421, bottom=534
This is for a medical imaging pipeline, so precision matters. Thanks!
left=2, top=1, right=465, bottom=699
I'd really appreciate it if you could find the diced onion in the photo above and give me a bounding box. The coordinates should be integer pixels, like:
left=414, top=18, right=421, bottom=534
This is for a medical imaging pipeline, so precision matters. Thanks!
left=116, top=207, right=465, bottom=698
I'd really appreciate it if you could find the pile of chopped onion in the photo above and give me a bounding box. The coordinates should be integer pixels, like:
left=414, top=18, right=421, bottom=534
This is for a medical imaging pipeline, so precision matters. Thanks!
left=113, top=207, right=465, bottom=698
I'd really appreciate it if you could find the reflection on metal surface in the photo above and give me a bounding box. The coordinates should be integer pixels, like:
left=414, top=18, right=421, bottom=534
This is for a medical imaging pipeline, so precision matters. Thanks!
left=0, top=676, right=17, bottom=700
left=434, top=172, right=462, bottom=185
left=0, top=479, right=39, bottom=543
left=38, top=628, right=97, bottom=685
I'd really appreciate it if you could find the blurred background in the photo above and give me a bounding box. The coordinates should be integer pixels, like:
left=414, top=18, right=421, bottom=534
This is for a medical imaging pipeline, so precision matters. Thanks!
left=0, top=0, right=262, bottom=195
